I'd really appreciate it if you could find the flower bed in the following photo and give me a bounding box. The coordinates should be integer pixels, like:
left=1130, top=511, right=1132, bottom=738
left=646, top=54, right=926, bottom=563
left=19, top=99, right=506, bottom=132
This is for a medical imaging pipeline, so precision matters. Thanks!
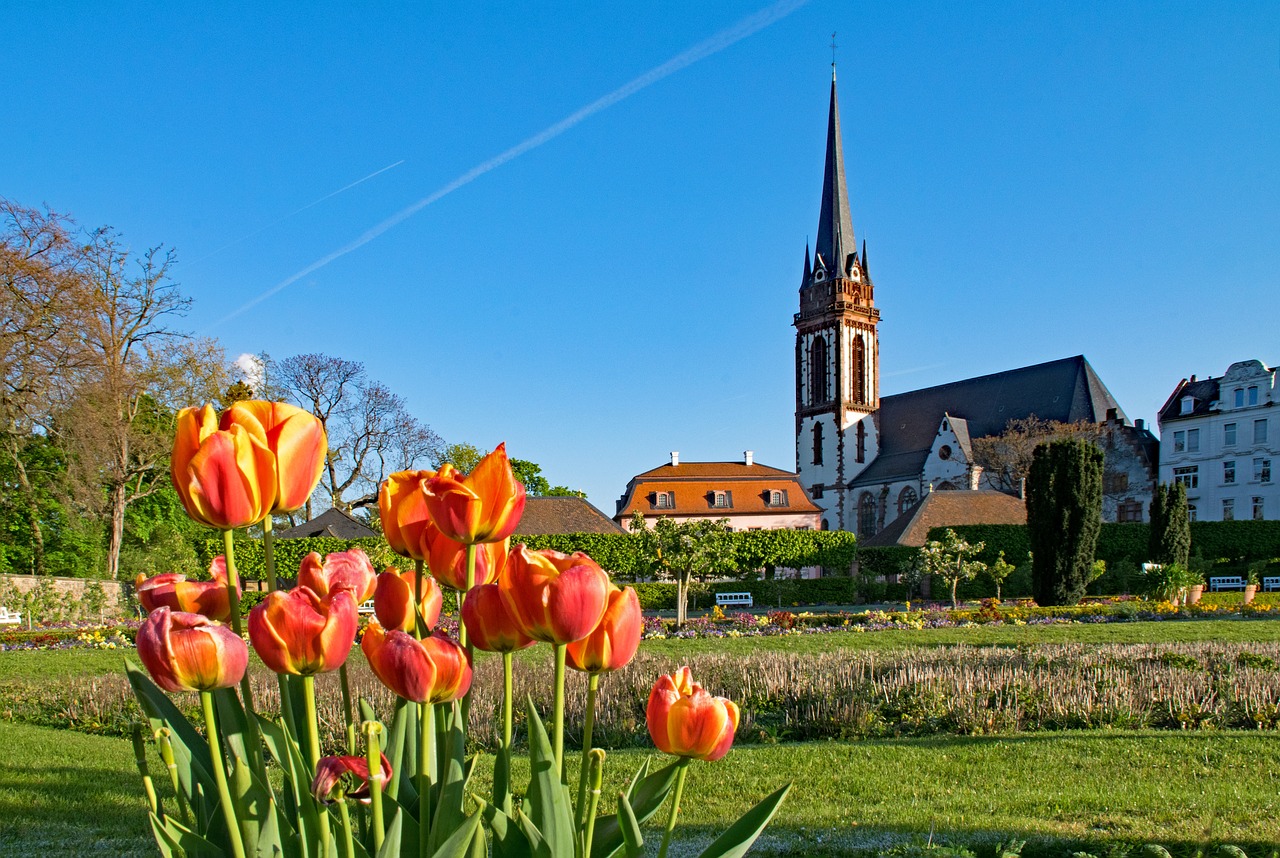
left=0, top=622, right=138, bottom=651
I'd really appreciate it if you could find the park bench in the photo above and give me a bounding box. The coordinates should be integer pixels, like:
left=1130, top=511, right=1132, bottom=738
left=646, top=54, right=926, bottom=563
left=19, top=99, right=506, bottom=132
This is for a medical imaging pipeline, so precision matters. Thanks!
left=358, top=599, right=376, bottom=615
left=0, top=606, right=21, bottom=625
left=715, top=592, right=753, bottom=608
left=1208, top=576, right=1245, bottom=592
left=1264, top=577, right=1280, bottom=592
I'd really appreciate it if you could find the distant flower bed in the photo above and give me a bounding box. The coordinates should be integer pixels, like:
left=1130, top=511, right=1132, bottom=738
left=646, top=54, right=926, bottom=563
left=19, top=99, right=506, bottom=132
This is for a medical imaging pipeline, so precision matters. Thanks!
left=0, top=621, right=139, bottom=652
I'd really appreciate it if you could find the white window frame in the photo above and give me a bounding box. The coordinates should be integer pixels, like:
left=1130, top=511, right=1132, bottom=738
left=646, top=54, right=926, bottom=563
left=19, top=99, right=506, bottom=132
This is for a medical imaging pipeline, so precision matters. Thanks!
left=1224, top=423, right=1237, bottom=446
left=1235, top=388, right=1245, bottom=408
left=1173, top=466, right=1198, bottom=489
left=1253, top=496, right=1265, bottom=521
left=1224, top=461, right=1236, bottom=484
left=1223, top=498, right=1235, bottom=521
left=1255, top=458, right=1272, bottom=484
left=1187, top=428, right=1200, bottom=452
left=712, top=491, right=729, bottom=509
left=1248, top=386, right=1259, bottom=406
left=1255, top=419, right=1269, bottom=444
left=1173, top=430, right=1186, bottom=453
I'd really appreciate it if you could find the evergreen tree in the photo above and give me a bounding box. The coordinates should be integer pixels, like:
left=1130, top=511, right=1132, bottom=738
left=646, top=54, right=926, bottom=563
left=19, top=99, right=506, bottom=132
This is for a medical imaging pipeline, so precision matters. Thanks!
left=1148, top=482, right=1191, bottom=567
left=1026, top=438, right=1104, bottom=606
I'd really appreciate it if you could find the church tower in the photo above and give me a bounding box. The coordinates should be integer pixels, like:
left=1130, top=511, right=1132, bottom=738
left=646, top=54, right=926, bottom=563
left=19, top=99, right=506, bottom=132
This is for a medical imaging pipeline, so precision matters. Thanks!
left=794, top=68, right=880, bottom=531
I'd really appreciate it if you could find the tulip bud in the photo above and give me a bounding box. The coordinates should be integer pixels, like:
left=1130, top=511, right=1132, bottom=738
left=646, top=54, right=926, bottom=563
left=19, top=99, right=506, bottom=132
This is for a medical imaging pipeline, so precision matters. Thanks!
left=378, top=470, right=435, bottom=560
left=372, top=568, right=443, bottom=633
left=172, top=404, right=277, bottom=529
left=502, top=545, right=609, bottom=645
left=136, top=608, right=248, bottom=693
left=422, top=444, right=525, bottom=545
left=220, top=401, right=326, bottom=514
left=298, top=549, right=377, bottom=603
left=646, top=666, right=738, bottom=762
left=247, top=586, right=358, bottom=675
left=567, top=585, right=642, bottom=674
left=423, top=525, right=505, bottom=591
left=361, top=622, right=472, bottom=704
left=461, top=583, right=534, bottom=653
left=135, top=556, right=239, bottom=622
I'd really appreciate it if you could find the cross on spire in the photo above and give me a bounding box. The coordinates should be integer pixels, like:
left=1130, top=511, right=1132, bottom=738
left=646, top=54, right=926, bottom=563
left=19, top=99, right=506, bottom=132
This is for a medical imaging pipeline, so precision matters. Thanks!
left=830, top=32, right=837, bottom=77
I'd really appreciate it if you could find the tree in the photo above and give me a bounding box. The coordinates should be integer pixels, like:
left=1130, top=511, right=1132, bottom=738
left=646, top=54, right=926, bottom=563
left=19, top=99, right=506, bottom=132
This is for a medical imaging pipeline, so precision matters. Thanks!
left=917, top=528, right=987, bottom=609
left=985, top=550, right=1017, bottom=601
left=510, top=458, right=586, bottom=498
left=971, top=416, right=1103, bottom=495
left=1148, top=481, right=1191, bottom=567
left=629, top=512, right=735, bottom=626
left=1026, top=438, right=1103, bottom=606
left=438, top=442, right=484, bottom=475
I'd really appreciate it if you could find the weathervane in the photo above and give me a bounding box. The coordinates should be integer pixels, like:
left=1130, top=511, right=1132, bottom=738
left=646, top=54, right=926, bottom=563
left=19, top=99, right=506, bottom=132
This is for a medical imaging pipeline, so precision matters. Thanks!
left=831, top=31, right=838, bottom=74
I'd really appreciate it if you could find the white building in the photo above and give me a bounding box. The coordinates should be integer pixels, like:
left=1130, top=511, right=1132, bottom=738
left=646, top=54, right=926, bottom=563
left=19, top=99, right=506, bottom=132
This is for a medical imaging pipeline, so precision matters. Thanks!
left=1156, top=359, right=1278, bottom=521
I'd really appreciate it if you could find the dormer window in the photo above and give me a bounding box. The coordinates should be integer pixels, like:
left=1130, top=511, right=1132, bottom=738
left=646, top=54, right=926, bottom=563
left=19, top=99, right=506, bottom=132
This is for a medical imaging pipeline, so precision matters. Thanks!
left=711, top=491, right=732, bottom=509
left=654, top=491, right=674, bottom=510
left=1180, top=396, right=1194, bottom=415
left=765, top=490, right=788, bottom=508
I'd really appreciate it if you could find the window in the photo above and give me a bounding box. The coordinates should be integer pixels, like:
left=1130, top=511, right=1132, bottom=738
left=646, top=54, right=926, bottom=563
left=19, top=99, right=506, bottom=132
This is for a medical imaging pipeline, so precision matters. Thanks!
left=1255, top=419, right=1269, bottom=444
left=1117, top=501, right=1143, bottom=522
left=1255, top=458, right=1272, bottom=483
left=1224, top=423, right=1237, bottom=446
left=812, top=422, right=824, bottom=466
left=766, top=490, right=787, bottom=508
left=712, top=491, right=730, bottom=509
left=808, top=337, right=829, bottom=405
left=1223, top=498, right=1235, bottom=521
left=855, top=422, right=866, bottom=463
left=897, top=486, right=918, bottom=516
left=1187, top=503, right=1197, bottom=522
left=1104, top=473, right=1129, bottom=494
left=1187, top=429, right=1200, bottom=452
left=1173, top=466, right=1198, bottom=489
left=1224, top=461, right=1235, bottom=484
left=1248, top=386, right=1259, bottom=406
left=857, top=493, right=877, bottom=537
left=852, top=337, right=866, bottom=404
left=654, top=491, right=673, bottom=509
left=1253, top=497, right=1265, bottom=521
left=1180, top=397, right=1194, bottom=415
left=1235, top=388, right=1244, bottom=408
left=1173, top=431, right=1185, bottom=453
left=810, top=484, right=824, bottom=499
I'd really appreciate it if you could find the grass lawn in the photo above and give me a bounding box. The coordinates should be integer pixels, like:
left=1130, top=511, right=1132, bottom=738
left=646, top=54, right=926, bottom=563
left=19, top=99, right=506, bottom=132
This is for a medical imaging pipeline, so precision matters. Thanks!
left=2, top=721, right=1276, bottom=856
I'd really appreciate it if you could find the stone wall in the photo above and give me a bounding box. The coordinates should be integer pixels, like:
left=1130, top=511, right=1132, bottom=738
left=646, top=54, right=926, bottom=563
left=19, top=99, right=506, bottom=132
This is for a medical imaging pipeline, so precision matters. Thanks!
left=0, top=574, right=130, bottom=623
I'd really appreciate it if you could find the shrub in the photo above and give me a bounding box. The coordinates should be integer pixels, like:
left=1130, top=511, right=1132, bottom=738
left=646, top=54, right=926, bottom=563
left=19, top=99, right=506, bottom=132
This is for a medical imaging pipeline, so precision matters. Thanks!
left=1026, top=439, right=1103, bottom=606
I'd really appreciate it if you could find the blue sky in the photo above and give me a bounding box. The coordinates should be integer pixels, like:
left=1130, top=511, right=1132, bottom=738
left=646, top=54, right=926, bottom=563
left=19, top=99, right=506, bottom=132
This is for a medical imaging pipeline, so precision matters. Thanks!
left=4, top=2, right=1278, bottom=512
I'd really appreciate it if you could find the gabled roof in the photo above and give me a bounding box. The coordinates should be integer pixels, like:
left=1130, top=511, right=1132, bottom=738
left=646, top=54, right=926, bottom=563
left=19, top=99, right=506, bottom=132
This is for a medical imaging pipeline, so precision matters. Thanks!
left=851, top=355, right=1124, bottom=487
left=615, top=460, right=822, bottom=520
left=860, top=490, right=1026, bottom=548
left=275, top=507, right=379, bottom=540
left=1157, top=376, right=1220, bottom=423
left=513, top=497, right=626, bottom=535
left=946, top=414, right=973, bottom=459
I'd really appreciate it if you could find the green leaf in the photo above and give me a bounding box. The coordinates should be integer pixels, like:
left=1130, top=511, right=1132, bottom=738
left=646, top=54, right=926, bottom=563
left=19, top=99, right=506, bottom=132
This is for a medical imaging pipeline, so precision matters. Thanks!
left=428, top=811, right=482, bottom=858
left=590, top=759, right=679, bottom=858
left=478, top=797, right=533, bottom=858
left=492, top=741, right=513, bottom=816
left=429, top=702, right=470, bottom=854
left=513, top=811, right=552, bottom=858
left=376, top=808, right=404, bottom=858
left=126, top=660, right=215, bottom=797
left=150, top=811, right=226, bottom=857
left=615, top=793, right=643, bottom=858
left=256, top=713, right=323, bottom=856
left=523, top=698, right=575, bottom=858
left=693, top=782, right=792, bottom=858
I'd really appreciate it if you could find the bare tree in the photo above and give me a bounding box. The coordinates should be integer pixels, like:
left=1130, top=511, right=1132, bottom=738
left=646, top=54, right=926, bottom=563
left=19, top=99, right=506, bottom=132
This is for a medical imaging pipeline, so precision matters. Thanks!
left=971, top=417, right=1102, bottom=495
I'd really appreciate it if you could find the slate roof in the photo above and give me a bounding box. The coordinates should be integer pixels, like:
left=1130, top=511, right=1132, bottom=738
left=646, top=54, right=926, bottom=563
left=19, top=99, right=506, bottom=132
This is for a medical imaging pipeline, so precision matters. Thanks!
left=275, top=507, right=378, bottom=540
left=513, top=497, right=626, bottom=535
left=860, top=490, right=1026, bottom=547
left=812, top=73, right=855, bottom=280
left=850, top=355, right=1124, bottom=487
left=1157, top=376, right=1220, bottom=423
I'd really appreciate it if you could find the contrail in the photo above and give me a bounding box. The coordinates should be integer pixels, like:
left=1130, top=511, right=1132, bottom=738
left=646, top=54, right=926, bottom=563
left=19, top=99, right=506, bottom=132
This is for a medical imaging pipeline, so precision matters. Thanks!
left=190, top=160, right=406, bottom=265
left=214, top=0, right=808, bottom=325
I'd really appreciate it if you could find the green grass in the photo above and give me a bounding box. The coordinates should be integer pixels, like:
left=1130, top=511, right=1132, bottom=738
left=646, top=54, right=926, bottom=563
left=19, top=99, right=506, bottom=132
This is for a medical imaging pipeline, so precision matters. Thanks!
left=0, top=647, right=129, bottom=681
left=2, top=722, right=1276, bottom=856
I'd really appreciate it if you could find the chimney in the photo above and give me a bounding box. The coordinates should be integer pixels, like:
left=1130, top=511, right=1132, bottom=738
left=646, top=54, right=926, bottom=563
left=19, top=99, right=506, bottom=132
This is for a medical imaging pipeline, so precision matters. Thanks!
left=670, top=451, right=679, bottom=467
left=1190, top=374, right=1197, bottom=383
left=1135, top=418, right=1145, bottom=431
left=1105, top=407, right=1118, bottom=423
left=744, top=450, right=754, bottom=467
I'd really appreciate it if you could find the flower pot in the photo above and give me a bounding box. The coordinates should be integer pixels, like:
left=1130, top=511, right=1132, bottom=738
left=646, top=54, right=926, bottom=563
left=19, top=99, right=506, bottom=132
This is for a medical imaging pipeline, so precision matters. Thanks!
left=1187, top=584, right=1204, bottom=606
left=1244, top=584, right=1258, bottom=605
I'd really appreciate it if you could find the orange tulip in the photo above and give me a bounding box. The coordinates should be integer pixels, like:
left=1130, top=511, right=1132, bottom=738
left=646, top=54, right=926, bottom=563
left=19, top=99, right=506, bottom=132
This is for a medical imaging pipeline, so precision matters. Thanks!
left=372, top=568, right=443, bottom=633
left=501, top=545, right=609, bottom=645
left=460, top=583, right=534, bottom=653
left=297, top=549, right=377, bottom=603
left=135, top=556, right=239, bottom=622
left=247, top=586, right=358, bottom=675
left=423, top=523, right=505, bottom=591
left=422, top=444, right=525, bottom=545
left=136, top=607, right=248, bottom=693
left=220, top=401, right=326, bottom=514
left=646, top=666, right=739, bottom=762
left=311, top=753, right=393, bottom=804
left=378, top=470, right=435, bottom=560
left=172, top=403, right=277, bottom=529
left=361, top=622, right=472, bottom=704
left=567, top=585, right=642, bottom=674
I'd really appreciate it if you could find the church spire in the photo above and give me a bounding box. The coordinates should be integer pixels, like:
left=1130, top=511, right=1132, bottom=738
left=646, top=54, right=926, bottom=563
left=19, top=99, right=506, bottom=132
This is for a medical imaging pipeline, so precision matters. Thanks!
left=814, top=70, right=854, bottom=279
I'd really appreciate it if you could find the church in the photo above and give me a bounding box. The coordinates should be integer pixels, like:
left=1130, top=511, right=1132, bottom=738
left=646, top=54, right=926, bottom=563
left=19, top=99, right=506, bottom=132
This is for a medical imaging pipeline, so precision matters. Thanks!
left=793, top=70, right=1158, bottom=536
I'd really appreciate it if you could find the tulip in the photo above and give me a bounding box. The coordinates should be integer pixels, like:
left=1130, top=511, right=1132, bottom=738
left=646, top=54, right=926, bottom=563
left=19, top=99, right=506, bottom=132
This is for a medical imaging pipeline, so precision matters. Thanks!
left=172, top=404, right=277, bottom=529
left=424, top=525, right=505, bottom=591
left=372, top=568, right=443, bottom=633
left=378, top=470, right=435, bottom=560
left=247, top=586, right=358, bottom=676
left=220, top=401, right=326, bottom=514
left=501, top=545, right=609, bottom=645
left=567, top=584, right=642, bottom=674
left=135, top=556, right=240, bottom=622
left=360, top=622, right=471, bottom=704
left=461, top=583, right=534, bottom=653
left=422, top=444, right=525, bottom=545
left=298, top=549, right=377, bottom=603
left=311, top=753, right=393, bottom=804
left=647, top=666, right=739, bottom=762
left=136, top=607, right=248, bottom=693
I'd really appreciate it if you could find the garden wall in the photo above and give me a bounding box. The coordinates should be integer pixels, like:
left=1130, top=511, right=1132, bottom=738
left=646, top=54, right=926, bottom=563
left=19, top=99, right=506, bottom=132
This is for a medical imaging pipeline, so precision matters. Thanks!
left=0, top=574, right=128, bottom=622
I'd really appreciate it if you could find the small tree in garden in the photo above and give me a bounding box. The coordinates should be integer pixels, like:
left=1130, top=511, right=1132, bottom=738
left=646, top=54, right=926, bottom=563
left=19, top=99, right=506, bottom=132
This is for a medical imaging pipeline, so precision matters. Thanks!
left=1027, top=438, right=1104, bottom=606
left=985, top=550, right=1017, bottom=600
left=630, top=512, right=736, bottom=626
left=918, top=528, right=987, bottom=609
left=1148, top=481, right=1191, bottom=567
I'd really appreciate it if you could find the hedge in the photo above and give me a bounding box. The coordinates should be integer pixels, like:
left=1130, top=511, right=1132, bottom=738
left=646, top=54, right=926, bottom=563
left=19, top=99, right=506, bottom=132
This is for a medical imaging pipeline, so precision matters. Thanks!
left=197, top=537, right=399, bottom=580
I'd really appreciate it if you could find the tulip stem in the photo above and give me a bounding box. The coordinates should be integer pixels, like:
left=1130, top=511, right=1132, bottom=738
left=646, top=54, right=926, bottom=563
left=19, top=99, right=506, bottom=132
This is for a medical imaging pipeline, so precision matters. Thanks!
left=657, top=758, right=692, bottom=858
left=130, top=724, right=160, bottom=818
left=502, top=651, right=514, bottom=751
left=339, top=664, right=356, bottom=754
left=413, top=559, right=426, bottom=640
left=261, top=515, right=279, bottom=591
left=461, top=543, right=476, bottom=734
left=553, top=643, right=567, bottom=780
left=201, top=691, right=248, bottom=858
left=222, top=529, right=264, bottom=773
left=582, top=749, right=605, bottom=858
left=574, top=672, right=600, bottom=832
left=337, top=794, right=356, bottom=858
left=419, top=701, right=434, bottom=858
left=302, top=675, right=332, bottom=858
left=363, top=721, right=386, bottom=853
left=155, top=728, right=192, bottom=826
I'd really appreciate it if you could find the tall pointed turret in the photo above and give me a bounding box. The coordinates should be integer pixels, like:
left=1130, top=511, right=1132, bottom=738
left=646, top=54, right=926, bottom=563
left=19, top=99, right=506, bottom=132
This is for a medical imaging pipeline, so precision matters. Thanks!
left=814, top=72, right=855, bottom=278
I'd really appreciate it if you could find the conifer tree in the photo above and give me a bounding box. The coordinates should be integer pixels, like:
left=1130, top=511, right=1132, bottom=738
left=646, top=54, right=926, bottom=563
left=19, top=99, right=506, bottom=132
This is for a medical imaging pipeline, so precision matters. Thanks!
left=1026, top=438, right=1104, bottom=606
left=1148, top=482, right=1191, bottom=567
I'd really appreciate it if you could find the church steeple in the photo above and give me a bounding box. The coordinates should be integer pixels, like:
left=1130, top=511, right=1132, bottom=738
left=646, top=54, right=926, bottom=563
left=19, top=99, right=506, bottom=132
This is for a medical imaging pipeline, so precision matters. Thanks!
left=814, top=71, right=855, bottom=279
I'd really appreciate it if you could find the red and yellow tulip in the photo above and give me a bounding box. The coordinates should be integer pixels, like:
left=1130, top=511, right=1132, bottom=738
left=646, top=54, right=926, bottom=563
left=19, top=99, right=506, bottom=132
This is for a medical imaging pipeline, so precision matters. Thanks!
left=361, top=622, right=471, bottom=704
left=422, top=444, right=525, bottom=545
left=311, top=753, right=393, bottom=804
left=372, top=568, right=443, bottom=633
left=424, top=525, right=505, bottom=591
left=378, top=470, right=435, bottom=561
left=136, top=556, right=239, bottom=622
left=501, top=545, right=609, bottom=645
left=136, top=607, right=249, bottom=693
left=566, top=584, right=642, bottom=674
left=297, top=549, right=377, bottom=603
left=646, top=666, right=738, bottom=762
left=171, top=404, right=276, bottom=529
left=247, top=587, right=358, bottom=675
left=460, top=583, right=535, bottom=653
left=220, top=401, right=326, bottom=514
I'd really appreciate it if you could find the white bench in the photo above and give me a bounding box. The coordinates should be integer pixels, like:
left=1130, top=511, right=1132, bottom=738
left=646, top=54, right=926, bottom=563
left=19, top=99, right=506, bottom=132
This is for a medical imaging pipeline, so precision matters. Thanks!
left=1264, top=577, right=1280, bottom=592
left=0, top=606, right=21, bottom=625
left=715, top=592, right=753, bottom=608
left=1209, top=576, right=1246, bottom=592
left=357, top=599, right=376, bottom=615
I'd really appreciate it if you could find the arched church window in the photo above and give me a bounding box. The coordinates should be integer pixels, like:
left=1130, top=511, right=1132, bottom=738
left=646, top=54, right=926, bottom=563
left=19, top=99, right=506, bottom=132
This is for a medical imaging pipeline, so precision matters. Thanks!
left=808, top=337, right=829, bottom=405
left=852, top=337, right=866, bottom=404
left=897, top=487, right=918, bottom=516
left=812, top=422, right=824, bottom=466
left=858, top=492, right=877, bottom=537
